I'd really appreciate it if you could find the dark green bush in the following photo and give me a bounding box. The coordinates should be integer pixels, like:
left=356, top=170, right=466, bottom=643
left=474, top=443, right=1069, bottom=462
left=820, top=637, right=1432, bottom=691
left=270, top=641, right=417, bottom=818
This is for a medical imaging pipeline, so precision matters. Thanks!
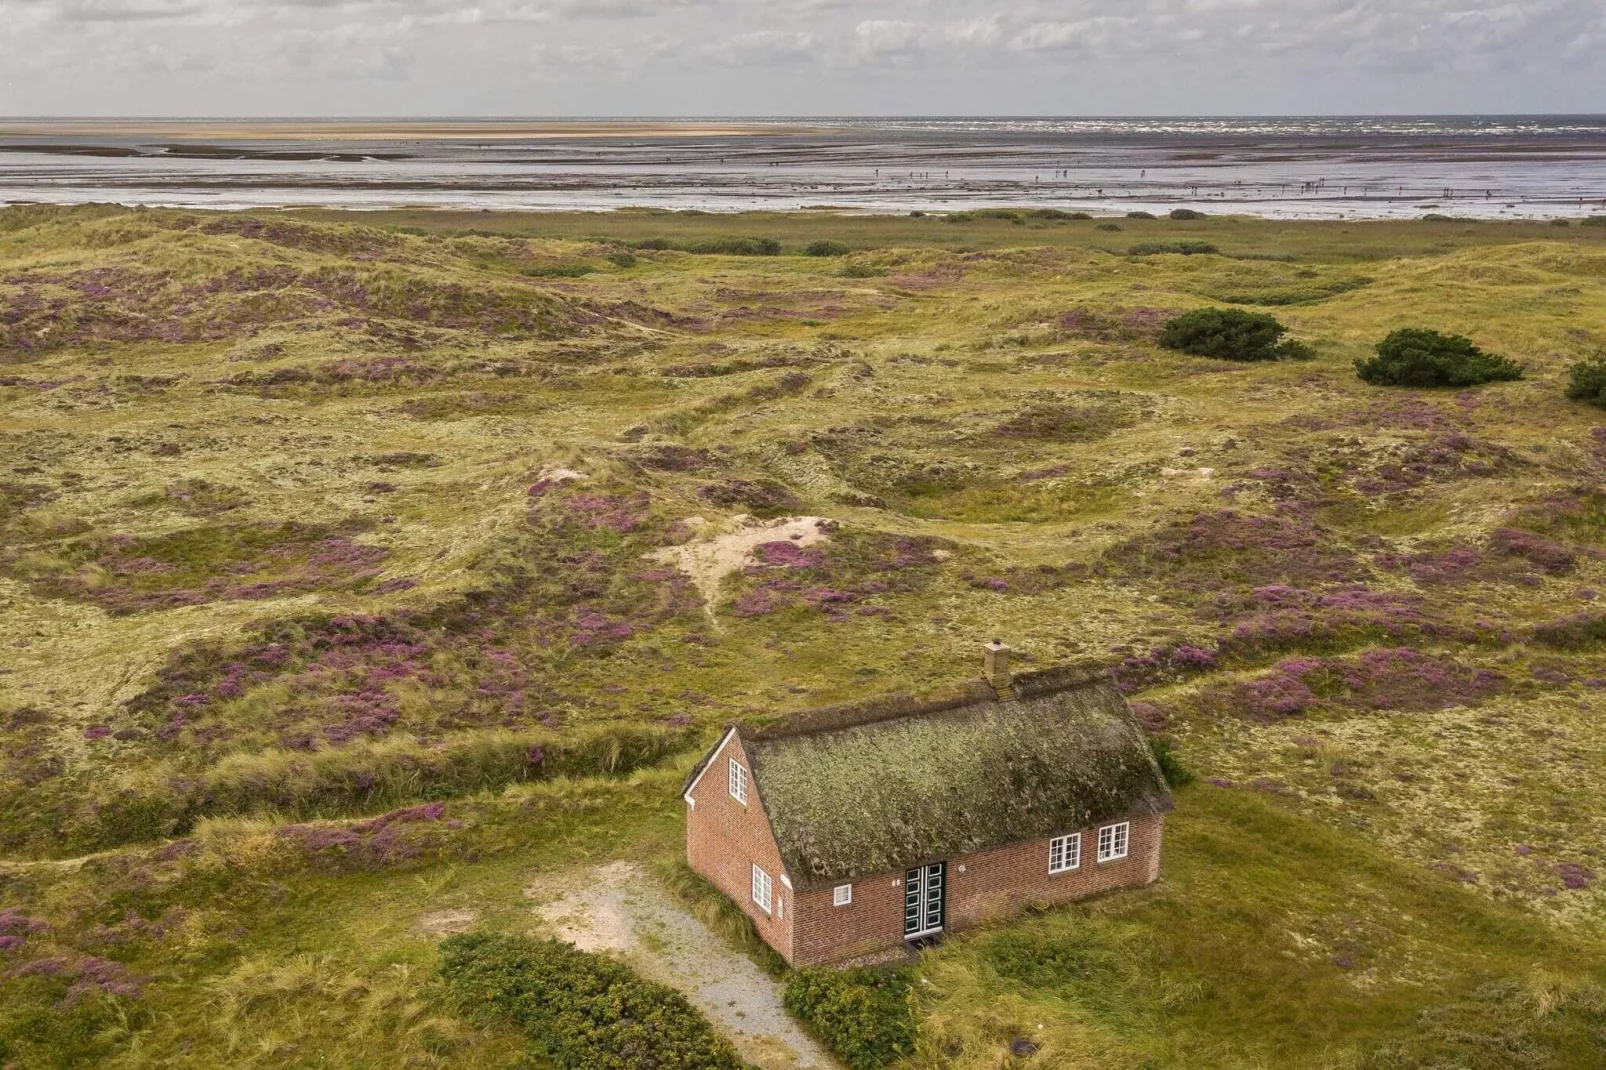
left=1158, top=308, right=1307, bottom=362
left=1565, top=356, right=1606, bottom=408
left=688, top=237, right=782, bottom=256
left=606, top=251, right=637, bottom=268
left=1028, top=209, right=1091, bottom=221
left=1096, top=223, right=1122, bottom=232
left=1169, top=208, right=1208, bottom=220
left=783, top=967, right=917, bottom=1070
left=1126, top=211, right=1157, bottom=219
left=1581, top=216, right=1606, bottom=228
left=805, top=240, right=852, bottom=257
left=440, top=932, right=749, bottom=1070
left=1128, top=241, right=1218, bottom=256
left=1152, top=736, right=1195, bottom=789
left=1355, top=328, right=1523, bottom=387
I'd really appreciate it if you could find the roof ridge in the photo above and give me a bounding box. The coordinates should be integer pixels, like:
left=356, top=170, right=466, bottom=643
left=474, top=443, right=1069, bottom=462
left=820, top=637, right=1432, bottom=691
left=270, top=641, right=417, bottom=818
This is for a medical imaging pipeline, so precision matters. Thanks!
left=743, top=659, right=1111, bottom=742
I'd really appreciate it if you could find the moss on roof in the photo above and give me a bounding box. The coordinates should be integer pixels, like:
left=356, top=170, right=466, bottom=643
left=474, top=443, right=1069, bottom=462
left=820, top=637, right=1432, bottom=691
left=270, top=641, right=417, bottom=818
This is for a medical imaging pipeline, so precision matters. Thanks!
left=744, top=673, right=1172, bottom=889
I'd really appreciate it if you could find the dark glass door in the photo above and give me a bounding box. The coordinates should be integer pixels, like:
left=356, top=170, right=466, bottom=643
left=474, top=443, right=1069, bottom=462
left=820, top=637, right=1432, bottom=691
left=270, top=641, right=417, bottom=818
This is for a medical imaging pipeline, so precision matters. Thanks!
left=903, top=862, right=946, bottom=938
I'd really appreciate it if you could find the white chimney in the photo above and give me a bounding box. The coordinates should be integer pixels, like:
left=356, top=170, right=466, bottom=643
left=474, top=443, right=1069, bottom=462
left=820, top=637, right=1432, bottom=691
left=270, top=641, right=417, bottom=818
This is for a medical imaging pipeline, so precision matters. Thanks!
left=984, top=639, right=1013, bottom=697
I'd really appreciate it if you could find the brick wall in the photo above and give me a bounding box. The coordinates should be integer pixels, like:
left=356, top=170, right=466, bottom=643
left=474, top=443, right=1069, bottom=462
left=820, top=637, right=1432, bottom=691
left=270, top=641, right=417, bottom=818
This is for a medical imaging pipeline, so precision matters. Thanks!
left=684, top=730, right=793, bottom=961
left=788, top=813, right=1165, bottom=966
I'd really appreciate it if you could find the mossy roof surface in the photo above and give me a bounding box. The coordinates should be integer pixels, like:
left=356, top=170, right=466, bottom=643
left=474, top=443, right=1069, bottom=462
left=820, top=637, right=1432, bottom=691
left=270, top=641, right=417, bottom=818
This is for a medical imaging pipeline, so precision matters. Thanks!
left=746, top=674, right=1172, bottom=888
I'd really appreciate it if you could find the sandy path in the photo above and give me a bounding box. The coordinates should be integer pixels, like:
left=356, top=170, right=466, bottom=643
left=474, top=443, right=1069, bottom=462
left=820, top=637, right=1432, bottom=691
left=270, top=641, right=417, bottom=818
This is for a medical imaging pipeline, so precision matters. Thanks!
left=528, top=861, right=838, bottom=1070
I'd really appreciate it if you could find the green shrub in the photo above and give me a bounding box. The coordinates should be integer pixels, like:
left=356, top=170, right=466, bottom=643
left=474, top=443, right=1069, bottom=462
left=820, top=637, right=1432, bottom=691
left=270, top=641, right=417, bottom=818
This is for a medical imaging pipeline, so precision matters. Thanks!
left=1128, top=241, right=1218, bottom=256
left=805, top=240, right=852, bottom=257
left=688, top=237, right=781, bottom=256
left=1096, top=223, right=1122, bottom=232
left=1152, top=736, right=1195, bottom=789
left=1028, top=209, right=1091, bottom=221
left=633, top=237, right=674, bottom=250
left=606, top=251, right=637, bottom=268
left=1126, top=211, right=1157, bottom=219
left=440, top=932, right=749, bottom=1070
left=1169, top=208, right=1208, bottom=220
left=1420, top=214, right=1458, bottom=223
left=1355, top=328, right=1523, bottom=388
left=1565, top=356, right=1606, bottom=408
left=1582, top=216, right=1606, bottom=228
left=783, top=967, right=917, bottom=1070
left=1157, top=307, right=1307, bottom=362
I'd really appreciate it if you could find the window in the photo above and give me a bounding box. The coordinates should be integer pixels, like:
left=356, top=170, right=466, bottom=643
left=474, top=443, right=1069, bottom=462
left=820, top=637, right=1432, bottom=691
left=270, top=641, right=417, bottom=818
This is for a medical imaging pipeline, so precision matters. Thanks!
left=751, top=864, right=773, bottom=914
left=1049, top=833, right=1081, bottom=874
left=728, top=758, right=748, bottom=805
left=1097, top=822, right=1130, bottom=863
left=833, top=884, right=853, bottom=907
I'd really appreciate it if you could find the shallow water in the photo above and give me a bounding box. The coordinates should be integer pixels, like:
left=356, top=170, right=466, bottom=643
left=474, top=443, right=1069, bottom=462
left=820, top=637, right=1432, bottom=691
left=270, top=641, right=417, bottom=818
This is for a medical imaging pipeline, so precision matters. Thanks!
left=2, top=116, right=1605, bottom=220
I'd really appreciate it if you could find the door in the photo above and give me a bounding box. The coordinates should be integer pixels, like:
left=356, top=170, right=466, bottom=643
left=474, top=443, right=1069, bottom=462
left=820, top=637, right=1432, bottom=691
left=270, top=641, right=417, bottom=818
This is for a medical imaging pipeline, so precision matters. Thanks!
left=903, top=862, right=946, bottom=939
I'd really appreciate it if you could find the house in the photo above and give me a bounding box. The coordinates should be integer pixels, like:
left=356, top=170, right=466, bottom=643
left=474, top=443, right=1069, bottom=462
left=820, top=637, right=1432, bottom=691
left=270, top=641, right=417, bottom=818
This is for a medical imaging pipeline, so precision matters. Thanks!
left=682, top=642, right=1174, bottom=966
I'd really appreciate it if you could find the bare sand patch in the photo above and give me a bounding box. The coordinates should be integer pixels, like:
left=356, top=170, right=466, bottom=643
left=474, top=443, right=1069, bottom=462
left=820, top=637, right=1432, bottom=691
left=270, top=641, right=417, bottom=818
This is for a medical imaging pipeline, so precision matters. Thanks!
left=648, top=515, right=832, bottom=614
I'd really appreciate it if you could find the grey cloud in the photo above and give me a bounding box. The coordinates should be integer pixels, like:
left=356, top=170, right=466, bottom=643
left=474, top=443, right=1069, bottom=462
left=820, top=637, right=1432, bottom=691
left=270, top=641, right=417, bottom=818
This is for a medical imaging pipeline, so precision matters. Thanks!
left=0, top=0, right=1599, bottom=113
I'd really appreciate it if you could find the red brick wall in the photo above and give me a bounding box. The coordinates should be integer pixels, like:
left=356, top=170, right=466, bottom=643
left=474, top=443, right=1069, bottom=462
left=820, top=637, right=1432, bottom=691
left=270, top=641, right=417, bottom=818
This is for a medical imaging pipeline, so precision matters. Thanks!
left=788, top=813, right=1165, bottom=966
left=684, top=730, right=793, bottom=961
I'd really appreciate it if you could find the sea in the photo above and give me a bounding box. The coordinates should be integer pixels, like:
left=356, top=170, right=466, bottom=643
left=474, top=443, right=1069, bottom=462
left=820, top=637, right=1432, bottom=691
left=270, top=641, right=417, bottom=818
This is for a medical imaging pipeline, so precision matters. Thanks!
left=2, top=116, right=1605, bottom=220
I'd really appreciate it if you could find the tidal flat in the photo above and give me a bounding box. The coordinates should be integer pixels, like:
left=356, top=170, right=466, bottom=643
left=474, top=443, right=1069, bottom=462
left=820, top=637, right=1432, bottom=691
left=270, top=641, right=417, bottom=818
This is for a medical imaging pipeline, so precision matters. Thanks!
left=1, top=203, right=1605, bottom=1067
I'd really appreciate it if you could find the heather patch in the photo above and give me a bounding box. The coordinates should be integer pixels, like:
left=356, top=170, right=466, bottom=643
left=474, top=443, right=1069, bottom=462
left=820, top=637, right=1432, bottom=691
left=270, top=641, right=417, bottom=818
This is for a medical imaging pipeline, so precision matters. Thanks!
left=1102, top=511, right=1365, bottom=599
left=1532, top=612, right=1606, bottom=650
left=1198, top=648, right=1505, bottom=723
left=103, top=489, right=695, bottom=757
left=1348, top=433, right=1525, bottom=496
left=695, top=478, right=804, bottom=518
left=199, top=215, right=404, bottom=259
left=1055, top=305, right=1168, bottom=343
left=722, top=529, right=947, bottom=621
left=1205, top=584, right=1478, bottom=655
left=17, top=523, right=389, bottom=615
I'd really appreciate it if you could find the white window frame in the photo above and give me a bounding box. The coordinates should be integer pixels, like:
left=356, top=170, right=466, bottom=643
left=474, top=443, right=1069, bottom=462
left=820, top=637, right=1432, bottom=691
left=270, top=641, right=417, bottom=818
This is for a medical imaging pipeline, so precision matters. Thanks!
left=728, top=758, right=748, bottom=805
left=751, top=864, right=773, bottom=914
left=833, top=884, right=853, bottom=907
left=1097, top=822, right=1130, bottom=863
left=1049, top=833, right=1081, bottom=874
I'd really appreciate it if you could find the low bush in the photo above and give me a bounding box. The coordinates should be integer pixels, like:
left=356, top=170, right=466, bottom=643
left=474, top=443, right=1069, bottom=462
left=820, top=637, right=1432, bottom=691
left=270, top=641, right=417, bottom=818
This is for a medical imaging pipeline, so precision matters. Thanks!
left=631, top=237, right=781, bottom=256
left=1151, top=736, right=1196, bottom=788
left=1565, top=356, right=1606, bottom=408
left=1355, top=328, right=1523, bottom=388
left=1129, top=241, right=1219, bottom=256
left=1126, top=210, right=1157, bottom=219
left=805, top=240, right=852, bottom=257
left=783, top=967, right=917, bottom=1070
left=1169, top=208, right=1208, bottom=220
left=1096, top=223, right=1122, bottom=232
left=1582, top=215, right=1606, bottom=228
left=1158, top=308, right=1309, bottom=362
left=440, top=932, right=749, bottom=1070
left=688, top=237, right=782, bottom=256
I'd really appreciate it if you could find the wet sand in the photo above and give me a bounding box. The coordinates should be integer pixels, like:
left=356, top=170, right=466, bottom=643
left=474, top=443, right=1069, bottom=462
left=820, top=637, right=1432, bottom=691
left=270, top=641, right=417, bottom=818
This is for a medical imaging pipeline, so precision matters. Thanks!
left=0, top=119, right=810, bottom=141
left=1, top=116, right=1603, bottom=220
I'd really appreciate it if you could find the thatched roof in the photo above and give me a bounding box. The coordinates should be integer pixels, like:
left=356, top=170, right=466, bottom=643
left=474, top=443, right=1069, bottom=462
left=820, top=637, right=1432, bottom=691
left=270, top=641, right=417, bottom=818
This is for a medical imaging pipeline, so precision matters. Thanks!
left=688, top=664, right=1173, bottom=891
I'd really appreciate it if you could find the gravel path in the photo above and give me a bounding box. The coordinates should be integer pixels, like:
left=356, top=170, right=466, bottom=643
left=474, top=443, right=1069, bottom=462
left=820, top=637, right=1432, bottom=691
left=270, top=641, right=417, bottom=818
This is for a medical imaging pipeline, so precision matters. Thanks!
left=527, top=861, right=839, bottom=1070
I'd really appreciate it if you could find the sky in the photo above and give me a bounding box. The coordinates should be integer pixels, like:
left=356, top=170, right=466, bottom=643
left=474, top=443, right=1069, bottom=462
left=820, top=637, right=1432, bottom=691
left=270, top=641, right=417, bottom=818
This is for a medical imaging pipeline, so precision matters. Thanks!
left=0, top=0, right=1602, bottom=117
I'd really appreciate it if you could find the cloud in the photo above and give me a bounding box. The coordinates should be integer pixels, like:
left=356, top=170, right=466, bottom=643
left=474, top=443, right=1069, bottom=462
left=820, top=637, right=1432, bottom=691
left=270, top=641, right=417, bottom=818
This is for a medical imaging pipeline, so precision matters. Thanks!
left=0, top=0, right=1599, bottom=112
left=702, top=29, right=819, bottom=66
